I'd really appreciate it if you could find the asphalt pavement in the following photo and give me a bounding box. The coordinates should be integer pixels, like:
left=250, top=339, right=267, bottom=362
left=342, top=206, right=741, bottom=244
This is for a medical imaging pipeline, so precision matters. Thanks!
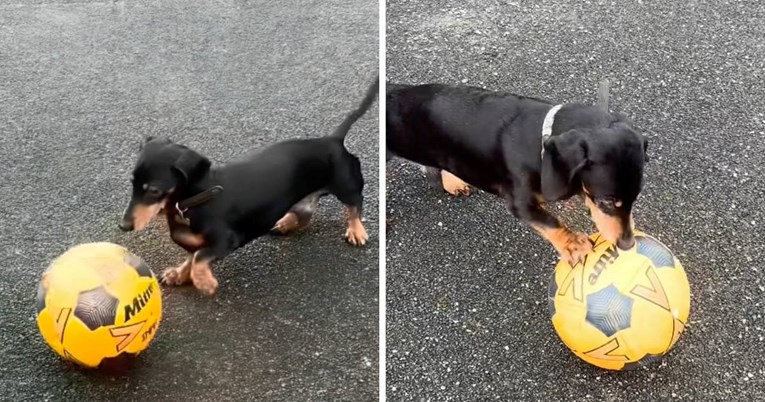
left=0, top=1, right=378, bottom=401
left=386, top=0, right=765, bottom=401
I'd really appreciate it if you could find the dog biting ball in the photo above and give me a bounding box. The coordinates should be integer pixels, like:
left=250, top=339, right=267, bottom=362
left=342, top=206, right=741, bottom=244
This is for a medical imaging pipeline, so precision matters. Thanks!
left=548, top=231, right=690, bottom=370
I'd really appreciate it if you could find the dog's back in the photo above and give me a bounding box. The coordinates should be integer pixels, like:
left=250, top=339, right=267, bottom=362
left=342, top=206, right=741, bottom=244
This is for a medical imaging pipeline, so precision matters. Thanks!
left=223, top=78, right=379, bottom=234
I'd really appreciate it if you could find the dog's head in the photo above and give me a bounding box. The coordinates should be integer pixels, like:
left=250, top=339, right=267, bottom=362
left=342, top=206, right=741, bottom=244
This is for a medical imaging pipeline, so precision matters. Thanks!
left=119, top=137, right=210, bottom=231
left=540, top=123, right=648, bottom=249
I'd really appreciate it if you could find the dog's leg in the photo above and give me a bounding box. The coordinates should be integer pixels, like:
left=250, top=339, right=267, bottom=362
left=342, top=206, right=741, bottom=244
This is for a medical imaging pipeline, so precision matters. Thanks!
left=161, top=256, right=192, bottom=286
left=531, top=225, right=592, bottom=266
left=187, top=232, right=236, bottom=295
left=330, top=152, right=368, bottom=246
left=188, top=249, right=219, bottom=296
left=441, top=170, right=472, bottom=196
left=189, top=253, right=218, bottom=296
left=506, top=190, right=592, bottom=265
left=344, top=206, right=368, bottom=246
left=169, top=225, right=206, bottom=250
left=418, top=165, right=442, bottom=190
left=272, top=192, right=321, bottom=235
left=272, top=212, right=300, bottom=234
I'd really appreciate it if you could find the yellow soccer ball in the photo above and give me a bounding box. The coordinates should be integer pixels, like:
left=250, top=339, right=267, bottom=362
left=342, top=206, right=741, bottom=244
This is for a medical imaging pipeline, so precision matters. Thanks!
left=549, top=231, right=690, bottom=370
left=35, top=242, right=162, bottom=369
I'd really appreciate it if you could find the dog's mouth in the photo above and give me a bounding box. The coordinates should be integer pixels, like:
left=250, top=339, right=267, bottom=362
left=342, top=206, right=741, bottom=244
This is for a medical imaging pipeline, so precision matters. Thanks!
left=616, top=235, right=635, bottom=250
left=120, top=201, right=164, bottom=231
left=595, top=220, right=634, bottom=250
left=584, top=195, right=635, bottom=249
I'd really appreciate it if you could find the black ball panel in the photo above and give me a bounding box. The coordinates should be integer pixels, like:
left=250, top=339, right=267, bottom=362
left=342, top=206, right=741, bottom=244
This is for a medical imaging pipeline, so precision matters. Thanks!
left=74, top=286, right=118, bottom=330
left=124, top=252, right=153, bottom=278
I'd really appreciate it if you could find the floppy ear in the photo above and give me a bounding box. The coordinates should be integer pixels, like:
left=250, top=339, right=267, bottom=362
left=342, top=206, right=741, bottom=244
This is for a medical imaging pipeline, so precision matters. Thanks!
left=172, top=148, right=211, bottom=186
left=540, top=129, right=590, bottom=201
left=138, top=136, right=158, bottom=151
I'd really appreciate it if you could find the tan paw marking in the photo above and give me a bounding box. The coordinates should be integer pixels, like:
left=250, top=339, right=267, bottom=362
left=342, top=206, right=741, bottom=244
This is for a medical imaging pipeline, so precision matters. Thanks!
left=161, top=258, right=192, bottom=286
left=563, top=232, right=593, bottom=266
left=272, top=212, right=300, bottom=234
left=441, top=170, right=472, bottom=196
left=533, top=226, right=593, bottom=266
left=190, top=258, right=218, bottom=296
left=344, top=207, right=368, bottom=246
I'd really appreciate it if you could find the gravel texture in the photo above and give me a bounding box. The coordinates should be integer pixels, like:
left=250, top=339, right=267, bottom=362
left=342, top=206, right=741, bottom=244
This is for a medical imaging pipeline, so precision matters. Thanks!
left=0, top=1, right=378, bottom=400
left=386, top=0, right=765, bottom=401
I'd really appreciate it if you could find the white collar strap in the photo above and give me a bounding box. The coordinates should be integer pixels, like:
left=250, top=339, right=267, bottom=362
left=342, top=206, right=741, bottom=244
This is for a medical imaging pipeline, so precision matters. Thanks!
left=541, top=104, right=563, bottom=157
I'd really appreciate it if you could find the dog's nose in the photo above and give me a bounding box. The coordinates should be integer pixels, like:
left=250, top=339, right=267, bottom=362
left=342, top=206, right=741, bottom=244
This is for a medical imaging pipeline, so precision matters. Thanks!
left=118, top=219, right=134, bottom=232
left=616, top=236, right=635, bottom=250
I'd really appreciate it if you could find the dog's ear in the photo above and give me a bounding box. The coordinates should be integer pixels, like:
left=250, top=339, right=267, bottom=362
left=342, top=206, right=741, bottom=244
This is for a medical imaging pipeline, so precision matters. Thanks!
left=172, top=148, right=211, bottom=186
left=138, top=136, right=158, bottom=151
left=541, top=129, right=590, bottom=201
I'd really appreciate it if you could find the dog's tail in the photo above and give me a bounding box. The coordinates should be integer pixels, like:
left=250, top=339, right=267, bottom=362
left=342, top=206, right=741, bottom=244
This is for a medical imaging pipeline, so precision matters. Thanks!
left=331, top=76, right=379, bottom=141
left=598, top=78, right=610, bottom=112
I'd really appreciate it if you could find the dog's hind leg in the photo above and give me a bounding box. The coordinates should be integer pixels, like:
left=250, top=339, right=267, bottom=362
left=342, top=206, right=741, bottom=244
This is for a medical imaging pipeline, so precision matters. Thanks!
left=330, top=152, right=368, bottom=246
left=343, top=205, right=367, bottom=246
left=272, top=192, right=322, bottom=235
left=416, top=165, right=442, bottom=190
left=440, top=170, right=473, bottom=196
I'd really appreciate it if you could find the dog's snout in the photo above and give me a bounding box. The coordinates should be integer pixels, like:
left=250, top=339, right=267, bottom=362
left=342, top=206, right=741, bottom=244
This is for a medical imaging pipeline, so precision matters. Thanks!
left=120, top=202, right=135, bottom=231
left=119, top=218, right=134, bottom=231
left=616, top=235, right=635, bottom=250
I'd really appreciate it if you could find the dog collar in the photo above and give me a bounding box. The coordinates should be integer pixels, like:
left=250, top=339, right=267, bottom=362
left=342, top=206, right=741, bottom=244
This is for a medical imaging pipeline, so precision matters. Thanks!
left=541, top=104, right=563, bottom=158
left=175, top=185, right=224, bottom=219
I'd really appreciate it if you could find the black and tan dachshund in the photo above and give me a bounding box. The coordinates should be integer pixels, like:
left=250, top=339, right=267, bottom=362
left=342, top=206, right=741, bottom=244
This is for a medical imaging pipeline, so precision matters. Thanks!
left=386, top=80, right=648, bottom=265
left=119, top=78, right=378, bottom=295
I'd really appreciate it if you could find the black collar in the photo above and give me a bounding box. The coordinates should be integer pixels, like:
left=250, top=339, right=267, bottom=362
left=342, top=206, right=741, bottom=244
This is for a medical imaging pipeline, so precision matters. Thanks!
left=175, top=185, right=224, bottom=217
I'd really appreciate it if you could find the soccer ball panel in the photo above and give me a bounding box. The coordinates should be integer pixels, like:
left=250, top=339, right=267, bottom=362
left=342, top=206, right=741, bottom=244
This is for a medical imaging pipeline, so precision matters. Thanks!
left=584, top=284, right=634, bottom=337
left=36, top=308, right=64, bottom=356
left=621, top=298, right=675, bottom=356
left=552, top=297, right=616, bottom=353
left=573, top=335, right=634, bottom=370
left=74, top=286, right=118, bottom=330
left=113, top=277, right=162, bottom=354
left=622, top=353, right=664, bottom=370
left=635, top=234, right=675, bottom=268
left=59, top=318, right=119, bottom=367
left=654, top=261, right=691, bottom=324
left=124, top=252, right=154, bottom=278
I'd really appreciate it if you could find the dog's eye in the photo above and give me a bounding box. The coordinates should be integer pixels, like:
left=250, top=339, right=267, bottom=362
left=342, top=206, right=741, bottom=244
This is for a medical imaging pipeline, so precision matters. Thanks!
left=596, top=198, right=623, bottom=211
left=145, top=186, right=162, bottom=197
left=596, top=198, right=616, bottom=210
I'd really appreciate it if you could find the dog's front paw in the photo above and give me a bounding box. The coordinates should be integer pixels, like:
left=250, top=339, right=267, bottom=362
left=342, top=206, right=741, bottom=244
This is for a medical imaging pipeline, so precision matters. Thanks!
left=345, top=223, right=368, bottom=246
left=563, top=232, right=593, bottom=266
left=194, top=276, right=219, bottom=296
left=190, top=262, right=219, bottom=296
left=161, top=264, right=191, bottom=286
